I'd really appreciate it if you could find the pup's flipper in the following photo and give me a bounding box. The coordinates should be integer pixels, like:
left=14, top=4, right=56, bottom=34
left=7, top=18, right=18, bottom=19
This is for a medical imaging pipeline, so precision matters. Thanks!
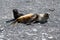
left=6, top=19, right=16, bottom=23
left=6, top=9, right=24, bottom=23
left=6, top=20, right=17, bottom=26
left=13, top=9, right=23, bottom=19
left=10, top=20, right=17, bottom=25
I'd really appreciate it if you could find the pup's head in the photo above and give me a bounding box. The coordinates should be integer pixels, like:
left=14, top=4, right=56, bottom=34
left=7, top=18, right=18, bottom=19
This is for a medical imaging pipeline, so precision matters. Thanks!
left=38, top=13, right=49, bottom=22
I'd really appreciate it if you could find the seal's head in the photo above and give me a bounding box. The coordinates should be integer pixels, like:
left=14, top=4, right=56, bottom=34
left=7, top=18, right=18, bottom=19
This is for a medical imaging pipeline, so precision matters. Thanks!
left=43, top=13, right=49, bottom=19
left=38, top=13, right=49, bottom=23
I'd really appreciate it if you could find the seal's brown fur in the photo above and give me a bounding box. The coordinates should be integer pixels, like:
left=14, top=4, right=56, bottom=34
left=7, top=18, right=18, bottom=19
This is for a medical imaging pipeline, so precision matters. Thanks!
left=12, top=13, right=37, bottom=24
left=17, top=13, right=34, bottom=23
left=11, top=13, right=49, bottom=25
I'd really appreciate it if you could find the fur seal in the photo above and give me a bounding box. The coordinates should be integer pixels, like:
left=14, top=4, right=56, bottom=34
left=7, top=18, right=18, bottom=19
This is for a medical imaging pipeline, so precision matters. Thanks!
left=11, top=13, right=49, bottom=25
left=6, top=9, right=49, bottom=25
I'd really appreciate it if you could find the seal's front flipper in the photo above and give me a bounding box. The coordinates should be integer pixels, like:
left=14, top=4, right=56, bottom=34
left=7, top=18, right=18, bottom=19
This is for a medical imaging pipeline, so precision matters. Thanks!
left=13, top=9, right=23, bottom=19
left=6, top=19, right=15, bottom=23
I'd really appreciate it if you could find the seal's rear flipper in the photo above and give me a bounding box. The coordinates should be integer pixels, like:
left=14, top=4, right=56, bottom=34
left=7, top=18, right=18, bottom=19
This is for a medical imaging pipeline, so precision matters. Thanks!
left=6, top=9, right=23, bottom=23
left=13, top=9, right=23, bottom=19
left=6, top=19, right=16, bottom=23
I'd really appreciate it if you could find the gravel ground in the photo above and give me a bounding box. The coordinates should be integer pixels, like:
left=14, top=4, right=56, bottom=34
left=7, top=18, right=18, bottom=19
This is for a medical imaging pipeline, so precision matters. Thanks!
left=0, top=0, right=60, bottom=40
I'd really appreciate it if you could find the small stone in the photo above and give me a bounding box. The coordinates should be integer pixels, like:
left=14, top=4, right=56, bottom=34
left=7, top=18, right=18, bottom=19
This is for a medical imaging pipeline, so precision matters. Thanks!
left=0, top=39, right=3, bottom=40
left=0, top=35, right=4, bottom=38
left=49, top=8, right=55, bottom=11
left=2, top=16, right=7, bottom=19
left=42, top=38, right=46, bottom=40
left=0, top=25, right=1, bottom=27
left=48, top=36, right=53, bottom=39
left=29, top=8, right=32, bottom=10
left=37, top=23, right=40, bottom=24
left=25, top=32, right=37, bottom=35
left=32, top=28, right=37, bottom=32
left=40, top=26, right=42, bottom=28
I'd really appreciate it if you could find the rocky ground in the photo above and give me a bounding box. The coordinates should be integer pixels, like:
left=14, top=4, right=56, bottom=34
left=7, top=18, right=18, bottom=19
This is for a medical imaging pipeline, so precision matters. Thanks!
left=0, top=0, right=60, bottom=40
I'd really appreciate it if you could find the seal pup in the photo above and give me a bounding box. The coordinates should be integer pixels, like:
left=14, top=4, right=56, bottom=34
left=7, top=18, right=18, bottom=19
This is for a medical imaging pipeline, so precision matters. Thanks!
left=11, top=13, right=49, bottom=25
left=6, top=9, right=49, bottom=25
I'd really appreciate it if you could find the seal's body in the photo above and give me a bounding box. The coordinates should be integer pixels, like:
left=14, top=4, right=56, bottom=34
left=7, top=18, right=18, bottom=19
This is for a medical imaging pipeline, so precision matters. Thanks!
left=12, top=13, right=49, bottom=24
left=12, top=13, right=37, bottom=24
left=6, top=9, right=49, bottom=25
left=17, top=13, right=34, bottom=23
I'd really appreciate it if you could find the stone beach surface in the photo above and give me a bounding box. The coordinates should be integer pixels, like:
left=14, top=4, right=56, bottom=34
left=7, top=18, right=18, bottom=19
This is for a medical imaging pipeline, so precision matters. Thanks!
left=0, top=0, right=60, bottom=40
